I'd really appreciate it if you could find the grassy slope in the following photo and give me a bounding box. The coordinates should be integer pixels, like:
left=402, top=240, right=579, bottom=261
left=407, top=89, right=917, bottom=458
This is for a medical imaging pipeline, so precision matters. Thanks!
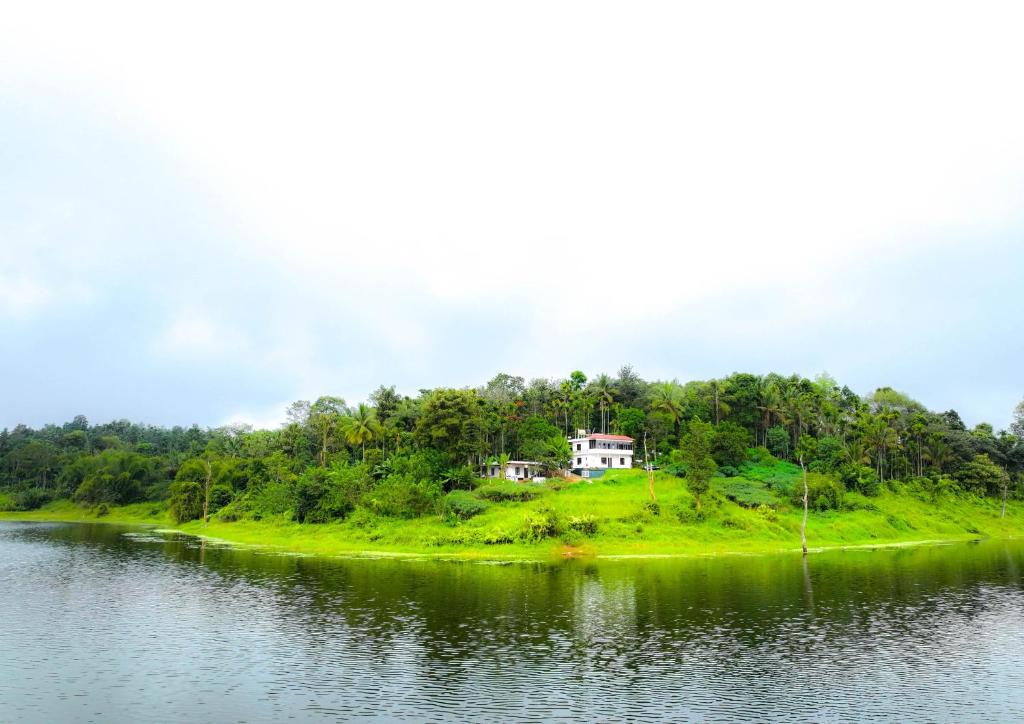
left=2, top=467, right=1021, bottom=559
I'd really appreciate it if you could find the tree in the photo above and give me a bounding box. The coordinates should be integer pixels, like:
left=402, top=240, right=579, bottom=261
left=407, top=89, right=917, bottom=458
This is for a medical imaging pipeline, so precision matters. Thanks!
left=343, top=403, right=380, bottom=461
left=712, top=422, right=750, bottom=467
left=589, top=374, right=616, bottom=433
left=680, top=419, right=716, bottom=511
left=309, top=396, right=347, bottom=467
left=957, top=454, right=1011, bottom=500
left=415, top=389, right=487, bottom=465
left=798, top=455, right=809, bottom=556
left=650, top=382, right=684, bottom=442
left=1012, top=399, right=1024, bottom=440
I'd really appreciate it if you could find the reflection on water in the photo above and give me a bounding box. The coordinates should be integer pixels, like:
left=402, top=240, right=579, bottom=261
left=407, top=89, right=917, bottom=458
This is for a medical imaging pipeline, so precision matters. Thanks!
left=1, top=521, right=1022, bottom=722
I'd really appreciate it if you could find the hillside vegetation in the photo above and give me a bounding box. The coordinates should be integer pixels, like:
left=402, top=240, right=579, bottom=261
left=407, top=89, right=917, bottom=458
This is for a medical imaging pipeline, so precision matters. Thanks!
left=2, top=367, right=1022, bottom=558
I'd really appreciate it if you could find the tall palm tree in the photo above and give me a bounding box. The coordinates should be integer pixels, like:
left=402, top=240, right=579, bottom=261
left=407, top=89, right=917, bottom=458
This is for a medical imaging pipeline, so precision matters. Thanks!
left=650, top=381, right=684, bottom=442
left=590, top=374, right=616, bottom=433
left=342, top=403, right=380, bottom=462
left=757, top=383, right=784, bottom=446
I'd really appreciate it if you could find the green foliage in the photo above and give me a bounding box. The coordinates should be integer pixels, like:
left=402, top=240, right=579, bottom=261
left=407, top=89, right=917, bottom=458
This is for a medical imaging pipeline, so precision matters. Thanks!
left=566, top=513, right=598, bottom=535
left=476, top=481, right=541, bottom=502
left=713, top=478, right=780, bottom=508
left=521, top=507, right=560, bottom=541
left=168, top=480, right=203, bottom=523
left=364, top=474, right=441, bottom=519
left=791, top=473, right=845, bottom=512
left=712, top=422, right=750, bottom=467
left=838, top=464, right=880, bottom=496
left=441, top=490, right=491, bottom=521
left=680, top=419, right=717, bottom=507
left=414, top=388, right=486, bottom=465
left=957, top=454, right=1011, bottom=497
left=766, top=426, right=790, bottom=459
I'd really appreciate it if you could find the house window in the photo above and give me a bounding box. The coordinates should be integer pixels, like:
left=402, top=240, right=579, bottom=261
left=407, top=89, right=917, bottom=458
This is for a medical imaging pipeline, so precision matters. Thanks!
left=515, top=466, right=521, bottom=476
left=576, top=443, right=581, bottom=451
left=620, top=457, right=625, bottom=465
left=589, top=440, right=596, bottom=449
left=577, top=457, right=582, bottom=465
left=601, top=457, right=607, bottom=465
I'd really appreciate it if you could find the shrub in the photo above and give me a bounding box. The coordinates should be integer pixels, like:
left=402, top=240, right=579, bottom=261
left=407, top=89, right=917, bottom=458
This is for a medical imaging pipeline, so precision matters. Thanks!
left=476, top=482, right=540, bottom=502
left=521, top=508, right=560, bottom=541
left=482, top=529, right=514, bottom=545
left=168, top=480, right=204, bottom=523
left=717, top=465, right=740, bottom=478
left=755, top=503, right=777, bottom=522
left=713, top=478, right=780, bottom=508
left=791, top=473, right=845, bottom=511
left=96, top=503, right=109, bottom=517
left=675, top=502, right=706, bottom=524
left=566, top=514, right=598, bottom=536
left=249, top=480, right=295, bottom=519
left=642, top=500, right=661, bottom=517
left=363, top=474, right=441, bottom=519
left=838, top=464, right=880, bottom=496
left=9, top=487, right=54, bottom=511
left=441, top=490, right=491, bottom=521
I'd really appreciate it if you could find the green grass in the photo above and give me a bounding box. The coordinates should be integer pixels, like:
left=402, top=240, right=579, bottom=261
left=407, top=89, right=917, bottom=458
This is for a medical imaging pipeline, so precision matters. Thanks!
left=2, top=467, right=1021, bottom=560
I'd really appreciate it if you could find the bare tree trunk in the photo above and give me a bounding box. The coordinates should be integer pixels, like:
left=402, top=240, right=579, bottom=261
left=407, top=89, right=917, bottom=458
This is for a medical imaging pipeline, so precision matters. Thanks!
left=1002, top=484, right=1008, bottom=519
left=644, top=432, right=656, bottom=502
left=799, top=455, right=809, bottom=556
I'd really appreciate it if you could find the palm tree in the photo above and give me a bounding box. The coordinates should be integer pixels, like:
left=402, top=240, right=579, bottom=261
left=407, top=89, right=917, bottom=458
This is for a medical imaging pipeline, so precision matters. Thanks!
left=707, top=379, right=731, bottom=424
left=342, top=403, right=380, bottom=462
left=757, top=383, right=784, bottom=446
left=590, top=374, right=616, bottom=433
left=650, top=382, right=684, bottom=441
left=923, top=435, right=954, bottom=475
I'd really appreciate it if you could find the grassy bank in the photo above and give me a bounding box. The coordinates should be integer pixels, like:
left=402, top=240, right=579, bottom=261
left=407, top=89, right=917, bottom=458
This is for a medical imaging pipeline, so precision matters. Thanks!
left=2, top=468, right=1021, bottom=560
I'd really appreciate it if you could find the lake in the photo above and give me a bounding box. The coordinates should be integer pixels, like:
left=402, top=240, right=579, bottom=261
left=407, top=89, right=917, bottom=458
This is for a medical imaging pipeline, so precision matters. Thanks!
left=1, top=522, right=1022, bottom=722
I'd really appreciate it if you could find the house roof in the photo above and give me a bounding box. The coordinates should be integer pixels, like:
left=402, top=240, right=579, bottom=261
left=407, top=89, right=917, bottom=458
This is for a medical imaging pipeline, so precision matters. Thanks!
left=583, top=434, right=633, bottom=441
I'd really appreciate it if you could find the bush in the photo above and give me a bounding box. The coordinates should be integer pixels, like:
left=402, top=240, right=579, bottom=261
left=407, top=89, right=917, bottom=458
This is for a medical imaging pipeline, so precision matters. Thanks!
left=168, top=480, right=204, bottom=523
left=482, top=529, right=515, bottom=545
left=642, top=501, right=661, bottom=517
left=363, top=473, right=441, bottom=519
left=520, top=507, right=560, bottom=541
left=791, top=473, right=845, bottom=511
left=755, top=503, right=777, bottom=522
left=7, top=487, right=54, bottom=511
left=566, top=514, right=598, bottom=536
left=476, top=482, right=540, bottom=502
left=717, top=465, right=740, bottom=478
left=675, top=502, right=706, bottom=524
left=713, top=478, right=780, bottom=508
left=441, top=490, right=491, bottom=521
left=96, top=503, right=109, bottom=517
left=838, top=464, right=880, bottom=496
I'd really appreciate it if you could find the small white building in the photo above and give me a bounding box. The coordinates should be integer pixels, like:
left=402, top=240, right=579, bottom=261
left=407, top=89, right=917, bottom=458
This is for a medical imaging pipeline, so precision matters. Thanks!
left=568, top=431, right=634, bottom=473
left=484, top=460, right=542, bottom=481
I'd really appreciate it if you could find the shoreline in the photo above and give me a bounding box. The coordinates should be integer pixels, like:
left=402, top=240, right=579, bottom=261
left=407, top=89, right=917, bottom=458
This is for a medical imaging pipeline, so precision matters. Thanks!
left=1, top=508, right=1013, bottom=563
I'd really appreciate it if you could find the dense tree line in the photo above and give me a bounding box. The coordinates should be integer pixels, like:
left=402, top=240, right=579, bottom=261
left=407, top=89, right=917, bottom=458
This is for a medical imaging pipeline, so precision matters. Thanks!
left=2, top=367, right=1022, bottom=522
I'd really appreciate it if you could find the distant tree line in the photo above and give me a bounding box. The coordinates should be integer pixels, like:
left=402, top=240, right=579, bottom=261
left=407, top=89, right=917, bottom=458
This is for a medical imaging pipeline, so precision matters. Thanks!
left=2, top=367, right=1022, bottom=523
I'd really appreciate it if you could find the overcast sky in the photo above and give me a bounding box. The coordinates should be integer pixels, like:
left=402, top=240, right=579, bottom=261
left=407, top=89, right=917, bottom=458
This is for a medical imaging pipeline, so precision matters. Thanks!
left=1, top=1, right=1022, bottom=431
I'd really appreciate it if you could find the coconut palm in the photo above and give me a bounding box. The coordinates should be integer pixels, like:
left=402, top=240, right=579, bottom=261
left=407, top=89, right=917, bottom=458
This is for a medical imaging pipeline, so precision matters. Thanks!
left=650, top=381, right=684, bottom=441
left=590, top=374, right=617, bottom=433
left=342, top=403, right=380, bottom=462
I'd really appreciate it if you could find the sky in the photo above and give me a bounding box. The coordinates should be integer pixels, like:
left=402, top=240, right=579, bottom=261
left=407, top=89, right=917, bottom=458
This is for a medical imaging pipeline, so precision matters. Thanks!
left=1, top=1, right=1022, bottom=431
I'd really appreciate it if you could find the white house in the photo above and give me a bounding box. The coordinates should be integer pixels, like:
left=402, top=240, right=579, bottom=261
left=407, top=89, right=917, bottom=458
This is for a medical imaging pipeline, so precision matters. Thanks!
left=568, top=431, right=634, bottom=474
left=484, top=460, right=542, bottom=481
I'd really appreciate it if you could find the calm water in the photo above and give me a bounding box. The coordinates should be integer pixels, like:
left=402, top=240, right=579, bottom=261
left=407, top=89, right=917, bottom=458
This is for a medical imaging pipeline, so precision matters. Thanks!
left=1, top=522, right=1023, bottom=722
